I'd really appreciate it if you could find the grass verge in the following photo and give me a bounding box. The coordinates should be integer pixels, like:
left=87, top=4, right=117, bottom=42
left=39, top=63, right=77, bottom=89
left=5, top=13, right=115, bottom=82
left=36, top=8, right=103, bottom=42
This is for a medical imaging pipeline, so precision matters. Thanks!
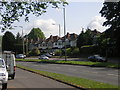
left=17, top=65, right=119, bottom=89
left=16, top=59, right=42, bottom=62
left=42, top=60, right=120, bottom=68
left=16, top=59, right=120, bottom=69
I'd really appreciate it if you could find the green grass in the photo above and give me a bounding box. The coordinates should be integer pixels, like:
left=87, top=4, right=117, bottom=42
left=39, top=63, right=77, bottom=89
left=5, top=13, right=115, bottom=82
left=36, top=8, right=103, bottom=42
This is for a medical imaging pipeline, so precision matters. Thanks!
left=16, top=59, right=42, bottom=62
left=17, top=65, right=119, bottom=89
left=16, top=59, right=120, bottom=68
left=43, top=60, right=119, bottom=68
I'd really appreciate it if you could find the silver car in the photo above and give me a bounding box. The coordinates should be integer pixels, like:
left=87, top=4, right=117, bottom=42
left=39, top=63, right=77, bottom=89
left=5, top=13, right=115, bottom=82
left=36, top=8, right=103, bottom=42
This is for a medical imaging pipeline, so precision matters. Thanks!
left=88, top=55, right=106, bottom=62
left=39, top=55, right=49, bottom=60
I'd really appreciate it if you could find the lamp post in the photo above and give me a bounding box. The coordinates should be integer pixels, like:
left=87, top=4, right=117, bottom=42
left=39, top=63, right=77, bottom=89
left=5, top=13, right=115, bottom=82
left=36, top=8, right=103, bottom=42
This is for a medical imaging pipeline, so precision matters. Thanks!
left=63, top=8, right=67, bottom=61
left=52, top=24, right=61, bottom=37
left=52, top=23, right=62, bottom=57
left=14, top=26, right=24, bottom=55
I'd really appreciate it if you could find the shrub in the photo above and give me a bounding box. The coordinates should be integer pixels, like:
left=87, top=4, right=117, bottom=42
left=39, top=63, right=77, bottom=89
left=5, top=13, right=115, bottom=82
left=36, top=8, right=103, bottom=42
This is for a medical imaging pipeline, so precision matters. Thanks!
left=28, top=47, right=40, bottom=56
left=54, top=49, right=62, bottom=56
left=66, top=48, right=72, bottom=56
left=72, top=47, right=80, bottom=57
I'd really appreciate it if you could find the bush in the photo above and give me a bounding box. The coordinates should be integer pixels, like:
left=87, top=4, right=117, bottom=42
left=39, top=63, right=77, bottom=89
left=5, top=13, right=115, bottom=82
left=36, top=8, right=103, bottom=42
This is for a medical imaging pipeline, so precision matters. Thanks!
left=28, top=47, right=40, bottom=56
left=80, top=45, right=99, bottom=55
left=72, top=48, right=80, bottom=57
left=66, top=48, right=72, bottom=56
left=54, top=49, right=62, bottom=56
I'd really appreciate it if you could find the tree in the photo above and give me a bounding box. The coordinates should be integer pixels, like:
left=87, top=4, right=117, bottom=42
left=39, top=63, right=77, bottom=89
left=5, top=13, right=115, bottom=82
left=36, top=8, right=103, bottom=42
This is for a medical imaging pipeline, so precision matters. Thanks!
left=77, top=29, right=93, bottom=49
left=16, top=32, right=22, bottom=44
left=2, top=31, right=15, bottom=52
left=14, top=32, right=23, bottom=54
left=100, top=1, right=120, bottom=56
left=84, top=29, right=93, bottom=45
left=28, top=28, right=45, bottom=41
left=0, top=1, right=68, bottom=31
left=77, top=30, right=85, bottom=49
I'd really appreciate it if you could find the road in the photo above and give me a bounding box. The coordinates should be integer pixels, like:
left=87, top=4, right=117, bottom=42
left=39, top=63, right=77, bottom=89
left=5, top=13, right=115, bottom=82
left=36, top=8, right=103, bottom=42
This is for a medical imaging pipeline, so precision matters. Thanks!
left=0, top=68, right=75, bottom=89
left=17, top=62, right=119, bottom=86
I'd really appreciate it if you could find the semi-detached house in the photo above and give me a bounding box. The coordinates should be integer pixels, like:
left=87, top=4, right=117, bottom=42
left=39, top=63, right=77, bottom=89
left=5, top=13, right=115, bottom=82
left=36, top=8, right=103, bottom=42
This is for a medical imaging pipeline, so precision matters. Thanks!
left=29, top=33, right=78, bottom=52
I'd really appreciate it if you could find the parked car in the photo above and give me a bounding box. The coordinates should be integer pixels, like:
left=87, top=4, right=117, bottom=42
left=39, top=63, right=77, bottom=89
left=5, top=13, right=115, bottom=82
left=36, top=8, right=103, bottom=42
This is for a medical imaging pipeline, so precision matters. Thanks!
left=39, top=55, right=49, bottom=60
left=49, top=52, right=55, bottom=56
left=16, top=54, right=26, bottom=59
left=0, top=58, right=8, bottom=89
left=88, top=55, right=106, bottom=62
left=45, top=53, right=52, bottom=58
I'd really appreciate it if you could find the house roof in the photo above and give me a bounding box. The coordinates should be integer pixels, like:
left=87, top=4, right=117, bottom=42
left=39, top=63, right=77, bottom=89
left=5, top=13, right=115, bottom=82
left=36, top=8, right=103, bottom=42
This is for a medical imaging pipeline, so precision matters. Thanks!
left=62, top=32, right=78, bottom=41
left=46, top=35, right=60, bottom=42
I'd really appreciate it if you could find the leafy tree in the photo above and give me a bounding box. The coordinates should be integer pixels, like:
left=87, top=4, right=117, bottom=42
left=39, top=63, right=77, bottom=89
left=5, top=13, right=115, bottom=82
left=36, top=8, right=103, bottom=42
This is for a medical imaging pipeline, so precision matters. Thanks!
left=14, top=32, right=23, bottom=54
left=0, top=1, right=68, bottom=31
left=84, top=29, right=93, bottom=45
left=2, top=31, right=15, bottom=52
left=77, top=29, right=93, bottom=49
left=77, top=30, right=85, bottom=49
left=28, top=28, right=45, bottom=41
left=16, top=32, right=22, bottom=44
left=100, top=1, right=120, bottom=56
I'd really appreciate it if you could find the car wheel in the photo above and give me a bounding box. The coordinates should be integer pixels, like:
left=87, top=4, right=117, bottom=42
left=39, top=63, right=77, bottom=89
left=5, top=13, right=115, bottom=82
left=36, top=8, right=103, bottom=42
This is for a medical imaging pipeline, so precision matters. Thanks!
left=2, top=83, right=7, bottom=89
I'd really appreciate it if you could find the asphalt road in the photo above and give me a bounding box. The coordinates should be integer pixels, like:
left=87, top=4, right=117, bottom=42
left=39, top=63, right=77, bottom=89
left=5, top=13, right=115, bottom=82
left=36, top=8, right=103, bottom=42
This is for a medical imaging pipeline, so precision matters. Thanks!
left=17, top=62, right=119, bottom=86
left=0, top=68, right=75, bottom=89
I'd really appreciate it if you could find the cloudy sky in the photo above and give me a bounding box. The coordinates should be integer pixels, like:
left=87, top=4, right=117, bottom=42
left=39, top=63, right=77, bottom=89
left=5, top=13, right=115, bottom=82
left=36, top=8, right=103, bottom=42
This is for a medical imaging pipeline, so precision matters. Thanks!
left=1, top=0, right=108, bottom=38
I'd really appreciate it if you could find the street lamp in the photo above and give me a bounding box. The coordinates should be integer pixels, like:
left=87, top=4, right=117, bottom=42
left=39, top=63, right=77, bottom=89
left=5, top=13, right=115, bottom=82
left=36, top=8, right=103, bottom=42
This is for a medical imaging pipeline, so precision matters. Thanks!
left=53, top=7, right=67, bottom=60
left=63, top=8, right=67, bottom=61
left=52, top=24, right=61, bottom=37
left=14, top=26, right=25, bottom=55
left=52, top=23, right=62, bottom=57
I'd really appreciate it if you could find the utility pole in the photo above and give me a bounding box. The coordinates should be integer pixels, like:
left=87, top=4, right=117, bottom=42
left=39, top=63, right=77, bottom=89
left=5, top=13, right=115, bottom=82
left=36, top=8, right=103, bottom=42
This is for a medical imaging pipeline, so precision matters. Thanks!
left=63, top=8, right=67, bottom=61
left=52, top=23, right=61, bottom=57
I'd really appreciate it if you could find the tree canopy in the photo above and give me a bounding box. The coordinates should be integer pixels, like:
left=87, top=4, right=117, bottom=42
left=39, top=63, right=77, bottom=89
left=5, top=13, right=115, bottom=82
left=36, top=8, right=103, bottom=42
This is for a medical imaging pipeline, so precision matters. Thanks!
left=2, top=31, right=15, bottom=52
left=28, top=28, right=45, bottom=41
left=77, top=29, right=94, bottom=48
left=0, top=0, right=68, bottom=31
left=14, top=32, right=23, bottom=54
left=100, top=1, right=120, bottom=56
left=100, top=1, right=120, bottom=32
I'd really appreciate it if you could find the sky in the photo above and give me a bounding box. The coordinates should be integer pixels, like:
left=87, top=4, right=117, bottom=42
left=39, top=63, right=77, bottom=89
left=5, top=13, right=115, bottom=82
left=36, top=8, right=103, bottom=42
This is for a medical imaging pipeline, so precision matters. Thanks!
left=0, top=0, right=108, bottom=38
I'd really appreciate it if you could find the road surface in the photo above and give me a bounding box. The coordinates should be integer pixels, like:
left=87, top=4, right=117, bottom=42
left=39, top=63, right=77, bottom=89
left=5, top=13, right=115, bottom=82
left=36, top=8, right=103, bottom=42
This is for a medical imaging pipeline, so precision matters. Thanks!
left=17, top=62, right=119, bottom=86
left=0, top=68, right=75, bottom=89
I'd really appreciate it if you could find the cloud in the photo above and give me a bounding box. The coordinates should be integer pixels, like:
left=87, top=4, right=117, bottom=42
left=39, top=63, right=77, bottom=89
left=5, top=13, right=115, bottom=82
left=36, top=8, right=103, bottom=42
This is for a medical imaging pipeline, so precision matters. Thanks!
left=25, top=19, right=59, bottom=38
left=88, top=16, right=108, bottom=32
